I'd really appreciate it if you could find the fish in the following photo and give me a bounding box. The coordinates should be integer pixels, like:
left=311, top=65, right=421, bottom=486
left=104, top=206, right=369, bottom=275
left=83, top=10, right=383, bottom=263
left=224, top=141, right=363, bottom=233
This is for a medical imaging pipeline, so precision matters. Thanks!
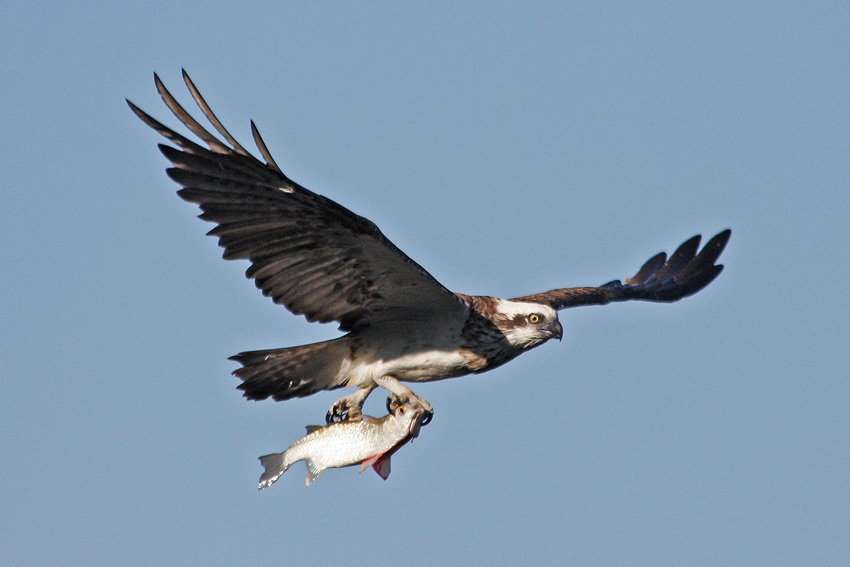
left=258, top=401, right=426, bottom=488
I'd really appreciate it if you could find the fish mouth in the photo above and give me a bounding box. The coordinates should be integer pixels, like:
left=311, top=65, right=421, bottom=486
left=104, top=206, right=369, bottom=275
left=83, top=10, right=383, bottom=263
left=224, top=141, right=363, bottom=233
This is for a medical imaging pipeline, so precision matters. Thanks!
left=395, top=401, right=428, bottom=438
left=409, top=410, right=425, bottom=438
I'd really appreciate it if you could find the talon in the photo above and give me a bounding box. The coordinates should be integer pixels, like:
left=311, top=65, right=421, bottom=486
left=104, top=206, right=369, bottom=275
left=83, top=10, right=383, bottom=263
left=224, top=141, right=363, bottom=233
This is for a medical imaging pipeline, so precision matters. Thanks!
left=326, top=405, right=347, bottom=424
left=420, top=408, right=433, bottom=426
left=387, top=394, right=433, bottom=426
left=327, top=387, right=373, bottom=424
left=386, top=394, right=403, bottom=414
left=326, top=401, right=361, bottom=424
left=417, top=398, right=433, bottom=420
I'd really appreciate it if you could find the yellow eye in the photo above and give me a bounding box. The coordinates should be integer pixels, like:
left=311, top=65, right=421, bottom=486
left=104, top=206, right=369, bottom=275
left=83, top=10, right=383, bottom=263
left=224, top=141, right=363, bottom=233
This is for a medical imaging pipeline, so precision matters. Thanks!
left=528, top=313, right=541, bottom=324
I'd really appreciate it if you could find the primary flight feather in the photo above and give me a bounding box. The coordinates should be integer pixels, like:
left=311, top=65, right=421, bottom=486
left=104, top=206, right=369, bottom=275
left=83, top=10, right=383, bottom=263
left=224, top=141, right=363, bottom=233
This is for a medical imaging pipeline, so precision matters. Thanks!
left=129, top=71, right=730, bottom=423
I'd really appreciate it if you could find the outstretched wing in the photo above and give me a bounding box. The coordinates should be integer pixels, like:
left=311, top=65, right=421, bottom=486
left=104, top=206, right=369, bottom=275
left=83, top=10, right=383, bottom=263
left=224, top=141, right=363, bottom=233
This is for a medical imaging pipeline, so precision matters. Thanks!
left=129, top=71, right=464, bottom=331
left=513, top=230, right=731, bottom=309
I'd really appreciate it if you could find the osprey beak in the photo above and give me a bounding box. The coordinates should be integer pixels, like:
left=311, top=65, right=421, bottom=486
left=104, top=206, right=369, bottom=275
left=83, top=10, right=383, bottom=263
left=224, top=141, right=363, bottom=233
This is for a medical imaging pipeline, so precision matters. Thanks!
left=548, top=320, right=563, bottom=341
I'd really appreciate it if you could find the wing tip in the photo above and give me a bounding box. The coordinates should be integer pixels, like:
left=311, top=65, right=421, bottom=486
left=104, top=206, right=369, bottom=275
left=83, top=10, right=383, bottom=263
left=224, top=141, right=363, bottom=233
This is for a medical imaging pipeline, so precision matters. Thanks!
left=711, top=228, right=732, bottom=250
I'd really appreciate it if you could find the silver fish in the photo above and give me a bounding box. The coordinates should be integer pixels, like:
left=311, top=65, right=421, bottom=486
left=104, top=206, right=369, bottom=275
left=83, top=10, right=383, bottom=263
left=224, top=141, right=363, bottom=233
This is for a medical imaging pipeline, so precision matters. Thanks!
left=258, top=401, right=426, bottom=488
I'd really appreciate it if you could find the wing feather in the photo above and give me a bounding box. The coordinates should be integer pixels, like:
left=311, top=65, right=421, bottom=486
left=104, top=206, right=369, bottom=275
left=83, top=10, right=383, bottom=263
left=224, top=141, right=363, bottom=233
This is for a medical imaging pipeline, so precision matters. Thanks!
left=250, top=120, right=284, bottom=174
left=181, top=69, right=253, bottom=158
left=513, top=230, right=731, bottom=309
left=130, top=72, right=464, bottom=331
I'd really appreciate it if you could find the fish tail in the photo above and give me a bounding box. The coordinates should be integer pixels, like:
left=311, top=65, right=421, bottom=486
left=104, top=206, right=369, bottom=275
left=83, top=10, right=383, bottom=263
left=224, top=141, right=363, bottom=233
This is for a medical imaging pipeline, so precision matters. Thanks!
left=258, top=452, right=290, bottom=490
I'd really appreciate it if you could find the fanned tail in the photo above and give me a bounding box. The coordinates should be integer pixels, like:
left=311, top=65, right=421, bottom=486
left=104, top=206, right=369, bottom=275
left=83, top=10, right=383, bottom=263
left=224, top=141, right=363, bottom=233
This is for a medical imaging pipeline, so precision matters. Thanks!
left=230, top=337, right=351, bottom=401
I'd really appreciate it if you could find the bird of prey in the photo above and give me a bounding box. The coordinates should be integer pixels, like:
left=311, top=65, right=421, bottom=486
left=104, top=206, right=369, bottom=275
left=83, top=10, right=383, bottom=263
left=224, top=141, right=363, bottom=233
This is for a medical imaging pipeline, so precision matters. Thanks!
left=129, top=71, right=730, bottom=424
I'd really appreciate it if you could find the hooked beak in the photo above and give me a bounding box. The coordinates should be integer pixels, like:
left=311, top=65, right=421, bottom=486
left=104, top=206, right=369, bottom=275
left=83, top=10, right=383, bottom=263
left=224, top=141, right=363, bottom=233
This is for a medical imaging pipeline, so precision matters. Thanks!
left=547, top=320, right=563, bottom=341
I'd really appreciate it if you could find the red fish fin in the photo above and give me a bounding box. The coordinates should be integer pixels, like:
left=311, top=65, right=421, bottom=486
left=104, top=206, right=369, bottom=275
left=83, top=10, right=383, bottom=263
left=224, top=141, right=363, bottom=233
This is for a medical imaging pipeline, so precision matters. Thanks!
left=372, top=455, right=392, bottom=480
left=360, top=454, right=381, bottom=473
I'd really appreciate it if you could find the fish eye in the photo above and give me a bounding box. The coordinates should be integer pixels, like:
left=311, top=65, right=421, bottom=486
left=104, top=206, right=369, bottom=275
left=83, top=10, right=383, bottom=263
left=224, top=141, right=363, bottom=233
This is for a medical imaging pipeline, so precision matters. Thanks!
left=528, top=313, right=542, bottom=324
left=397, top=406, right=405, bottom=415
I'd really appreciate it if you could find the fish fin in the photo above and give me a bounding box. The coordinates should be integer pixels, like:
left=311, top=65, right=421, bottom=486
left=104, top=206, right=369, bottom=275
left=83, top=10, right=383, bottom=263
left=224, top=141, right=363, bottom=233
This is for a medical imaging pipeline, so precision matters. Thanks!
left=258, top=452, right=289, bottom=490
left=304, top=425, right=323, bottom=434
left=372, top=455, right=392, bottom=480
left=360, top=454, right=381, bottom=472
left=304, top=460, right=324, bottom=486
left=359, top=453, right=391, bottom=479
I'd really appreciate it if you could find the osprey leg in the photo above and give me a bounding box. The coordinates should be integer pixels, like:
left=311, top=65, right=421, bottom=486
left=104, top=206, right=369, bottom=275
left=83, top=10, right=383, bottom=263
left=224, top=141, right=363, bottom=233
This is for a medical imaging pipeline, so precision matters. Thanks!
left=375, top=375, right=434, bottom=426
left=326, top=384, right=375, bottom=423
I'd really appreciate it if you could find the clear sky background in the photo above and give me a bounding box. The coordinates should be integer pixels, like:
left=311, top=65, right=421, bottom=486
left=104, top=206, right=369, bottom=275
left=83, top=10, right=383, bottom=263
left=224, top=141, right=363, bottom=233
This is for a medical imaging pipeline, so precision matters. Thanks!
left=2, top=3, right=848, bottom=566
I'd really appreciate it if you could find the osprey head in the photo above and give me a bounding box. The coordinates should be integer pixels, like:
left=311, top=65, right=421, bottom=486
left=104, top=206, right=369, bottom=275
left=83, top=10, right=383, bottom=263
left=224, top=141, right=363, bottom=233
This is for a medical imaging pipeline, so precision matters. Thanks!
left=493, top=299, right=562, bottom=349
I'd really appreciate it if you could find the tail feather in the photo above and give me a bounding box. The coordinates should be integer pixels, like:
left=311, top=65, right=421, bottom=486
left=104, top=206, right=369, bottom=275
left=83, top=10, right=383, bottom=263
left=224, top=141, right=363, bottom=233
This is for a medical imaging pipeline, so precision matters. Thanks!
left=230, top=337, right=350, bottom=401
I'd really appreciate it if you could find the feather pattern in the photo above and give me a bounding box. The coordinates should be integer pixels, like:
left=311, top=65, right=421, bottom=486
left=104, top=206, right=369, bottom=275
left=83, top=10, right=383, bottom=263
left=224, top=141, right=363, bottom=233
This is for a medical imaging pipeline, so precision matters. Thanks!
left=129, top=71, right=731, bottom=410
left=513, top=230, right=731, bottom=309
left=127, top=71, right=463, bottom=332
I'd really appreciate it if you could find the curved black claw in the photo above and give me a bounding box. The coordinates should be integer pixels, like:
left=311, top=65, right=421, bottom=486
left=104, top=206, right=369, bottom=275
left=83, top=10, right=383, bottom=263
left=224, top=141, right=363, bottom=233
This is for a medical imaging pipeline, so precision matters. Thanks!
left=420, top=409, right=433, bottom=427
left=387, top=394, right=433, bottom=426
left=386, top=394, right=402, bottom=414
left=326, top=401, right=358, bottom=424
left=326, top=406, right=346, bottom=424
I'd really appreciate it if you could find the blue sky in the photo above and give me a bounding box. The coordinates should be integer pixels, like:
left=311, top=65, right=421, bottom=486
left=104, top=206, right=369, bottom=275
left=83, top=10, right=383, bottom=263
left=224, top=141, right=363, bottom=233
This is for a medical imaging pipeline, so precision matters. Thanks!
left=2, top=3, right=848, bottom=566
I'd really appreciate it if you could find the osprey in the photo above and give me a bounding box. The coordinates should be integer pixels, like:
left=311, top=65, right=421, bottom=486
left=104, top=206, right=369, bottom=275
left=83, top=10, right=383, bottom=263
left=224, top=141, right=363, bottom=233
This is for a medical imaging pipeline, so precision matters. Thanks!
left=129, top=72, right=730, bottom=424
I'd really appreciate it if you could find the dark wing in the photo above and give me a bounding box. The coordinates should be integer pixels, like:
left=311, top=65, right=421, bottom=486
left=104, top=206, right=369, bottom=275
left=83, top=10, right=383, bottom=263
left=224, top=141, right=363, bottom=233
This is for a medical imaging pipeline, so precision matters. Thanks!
left=513, top=230, right=731, bottom=309
left=129, top=71, right=464, bottom=332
